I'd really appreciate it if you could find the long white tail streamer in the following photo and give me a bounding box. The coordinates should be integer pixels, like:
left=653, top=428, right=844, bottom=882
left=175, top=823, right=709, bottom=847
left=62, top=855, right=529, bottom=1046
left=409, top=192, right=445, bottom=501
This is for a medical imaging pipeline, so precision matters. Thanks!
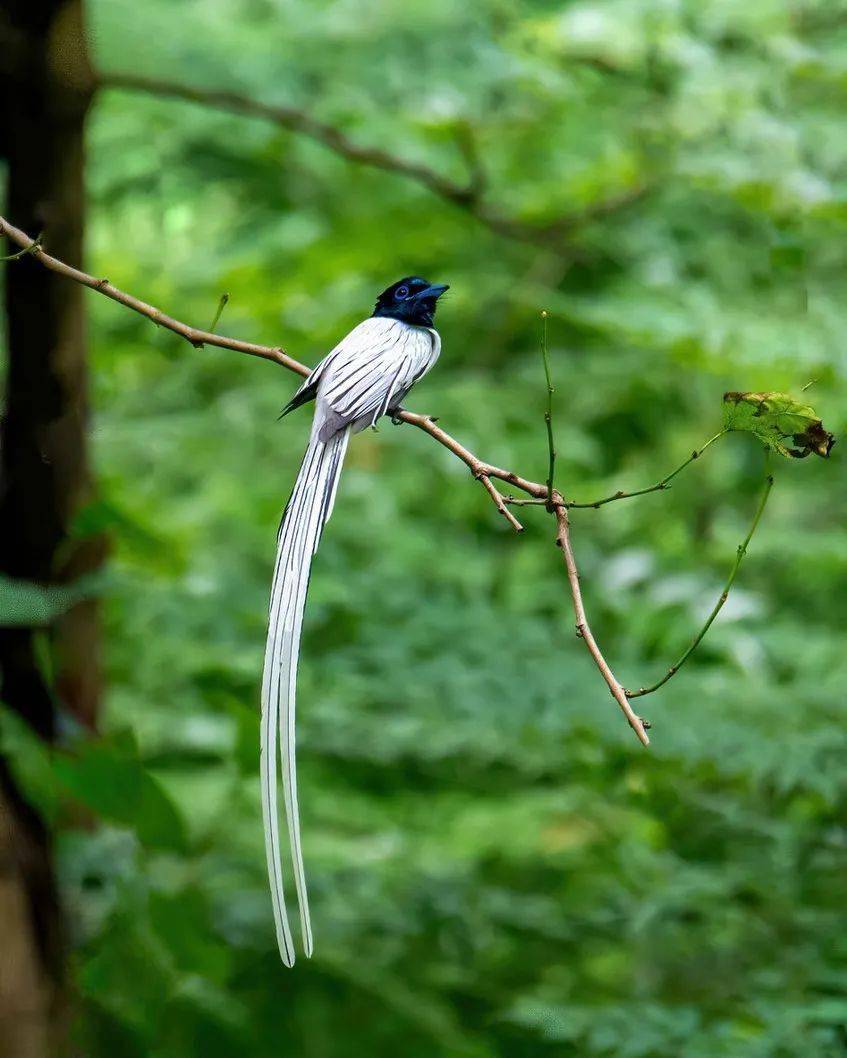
left=260, top=427, right=350, bottom=965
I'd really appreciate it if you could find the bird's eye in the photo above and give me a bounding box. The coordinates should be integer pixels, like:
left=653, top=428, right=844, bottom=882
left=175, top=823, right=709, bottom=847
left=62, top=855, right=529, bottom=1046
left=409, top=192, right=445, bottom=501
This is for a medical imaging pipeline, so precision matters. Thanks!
left=395, top=285, right=409, bottom=299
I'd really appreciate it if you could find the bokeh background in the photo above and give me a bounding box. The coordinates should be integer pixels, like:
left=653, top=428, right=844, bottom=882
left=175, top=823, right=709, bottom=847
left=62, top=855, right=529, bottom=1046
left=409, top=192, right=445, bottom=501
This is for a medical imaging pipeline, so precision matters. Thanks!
left=3, top=1, right=847, bottom=1056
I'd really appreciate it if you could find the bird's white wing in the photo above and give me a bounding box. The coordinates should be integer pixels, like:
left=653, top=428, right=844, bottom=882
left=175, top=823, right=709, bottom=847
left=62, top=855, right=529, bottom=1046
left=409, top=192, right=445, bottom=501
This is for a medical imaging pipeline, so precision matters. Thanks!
left=315, top=318, right=440, bottom=441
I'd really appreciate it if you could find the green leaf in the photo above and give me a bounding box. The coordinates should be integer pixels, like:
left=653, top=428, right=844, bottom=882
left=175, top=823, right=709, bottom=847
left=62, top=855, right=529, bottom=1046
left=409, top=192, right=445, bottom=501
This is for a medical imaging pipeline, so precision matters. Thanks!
left=78, top=912, right=177, bottom=1036
left=0, top=706, right=59, bottom=823
left=69, top=497, right=162, bottom=555
left=54, top=732, right=187, bottom=852
left=0, top=702, right=185, bottom=849
left=0, top=572, right=105, bottom=626
left=722, top=391, right=836, bottom=459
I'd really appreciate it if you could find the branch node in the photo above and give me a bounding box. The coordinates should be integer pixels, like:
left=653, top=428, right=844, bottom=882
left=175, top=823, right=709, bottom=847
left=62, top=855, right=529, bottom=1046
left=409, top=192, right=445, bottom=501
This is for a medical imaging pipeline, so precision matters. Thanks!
left=1, top=231, right=43, bottom=262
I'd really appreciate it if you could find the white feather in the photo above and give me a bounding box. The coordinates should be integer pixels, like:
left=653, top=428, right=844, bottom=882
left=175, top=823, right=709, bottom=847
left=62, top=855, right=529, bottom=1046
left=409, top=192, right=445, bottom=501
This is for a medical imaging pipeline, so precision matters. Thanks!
left=261, top=317, right=441, bottom=964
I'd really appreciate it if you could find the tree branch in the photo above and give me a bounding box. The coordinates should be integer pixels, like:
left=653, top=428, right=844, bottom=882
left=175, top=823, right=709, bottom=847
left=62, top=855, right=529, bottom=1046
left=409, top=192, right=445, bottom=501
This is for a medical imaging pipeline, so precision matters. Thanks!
left=555, top=506, right=651, bottom=745
left=98, top=72, right=648, bottom=251
left=0, top=214, right=648, bottom=747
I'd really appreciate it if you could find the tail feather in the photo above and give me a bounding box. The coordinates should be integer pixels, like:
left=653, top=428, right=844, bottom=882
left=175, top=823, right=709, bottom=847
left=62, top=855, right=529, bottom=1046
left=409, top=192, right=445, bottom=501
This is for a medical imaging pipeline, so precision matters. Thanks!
left=261, top=428, right=350, bottom=964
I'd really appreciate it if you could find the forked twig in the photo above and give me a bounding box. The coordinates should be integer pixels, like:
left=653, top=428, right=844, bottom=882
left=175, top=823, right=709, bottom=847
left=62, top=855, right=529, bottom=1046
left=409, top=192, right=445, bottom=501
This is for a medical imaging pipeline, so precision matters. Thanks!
left=0, top=214, right=646, bottom=747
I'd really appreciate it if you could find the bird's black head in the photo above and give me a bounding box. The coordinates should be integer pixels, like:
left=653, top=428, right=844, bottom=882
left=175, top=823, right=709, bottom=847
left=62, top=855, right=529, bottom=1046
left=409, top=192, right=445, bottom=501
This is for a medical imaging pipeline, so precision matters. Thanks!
left=372, top=276, right=449, bottom=328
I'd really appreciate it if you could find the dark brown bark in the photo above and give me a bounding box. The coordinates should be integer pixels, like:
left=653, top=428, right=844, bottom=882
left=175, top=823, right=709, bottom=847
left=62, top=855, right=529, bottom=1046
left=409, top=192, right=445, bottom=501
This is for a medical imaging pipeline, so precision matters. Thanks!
left=0, top=1, right=98, bottom=1054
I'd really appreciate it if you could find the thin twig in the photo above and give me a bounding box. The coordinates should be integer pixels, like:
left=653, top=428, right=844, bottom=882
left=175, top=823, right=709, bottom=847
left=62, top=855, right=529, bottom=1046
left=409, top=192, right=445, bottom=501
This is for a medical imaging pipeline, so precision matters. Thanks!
left=627, top=450, right=774, bottom=699
left=555, top=506, right=651, bottom=746
left=1, top=232, right=42, bottom=262
left=504, top=495, right=564, bottom=508
left=478, top=475, right=525, bottom=532
left=540, top=310, right=556, bottom=508
left=98, top=72, right=649, bottom=251
left=208, top=292, right=230, bottom=333
left=567, top=430, right=728, bottom=509
left=503, top=429, right=727, bottom=512
left=0, top=214, right=648, bottom=747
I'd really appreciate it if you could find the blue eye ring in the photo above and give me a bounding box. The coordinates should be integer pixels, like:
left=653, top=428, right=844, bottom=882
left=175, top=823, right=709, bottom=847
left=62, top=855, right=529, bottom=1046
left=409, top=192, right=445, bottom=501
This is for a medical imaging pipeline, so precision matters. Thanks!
left=395, top=285, right=409, bottom=299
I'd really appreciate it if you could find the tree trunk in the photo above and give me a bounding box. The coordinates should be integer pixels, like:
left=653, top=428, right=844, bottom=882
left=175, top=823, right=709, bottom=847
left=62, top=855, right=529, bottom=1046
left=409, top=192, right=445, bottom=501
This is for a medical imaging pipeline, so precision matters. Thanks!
left=0, top=1, right=98, bottom=1054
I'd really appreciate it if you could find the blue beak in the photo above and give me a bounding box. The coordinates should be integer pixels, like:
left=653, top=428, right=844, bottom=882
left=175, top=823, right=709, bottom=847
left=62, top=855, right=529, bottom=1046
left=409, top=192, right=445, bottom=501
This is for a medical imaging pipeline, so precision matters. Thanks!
left=416, top=283, right=449, bottom=300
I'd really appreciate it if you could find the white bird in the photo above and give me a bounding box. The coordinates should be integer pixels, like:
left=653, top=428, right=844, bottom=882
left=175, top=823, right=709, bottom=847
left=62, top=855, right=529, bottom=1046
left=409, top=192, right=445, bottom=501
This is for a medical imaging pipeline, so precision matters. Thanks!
left=261, top=276, right=449, bottom=965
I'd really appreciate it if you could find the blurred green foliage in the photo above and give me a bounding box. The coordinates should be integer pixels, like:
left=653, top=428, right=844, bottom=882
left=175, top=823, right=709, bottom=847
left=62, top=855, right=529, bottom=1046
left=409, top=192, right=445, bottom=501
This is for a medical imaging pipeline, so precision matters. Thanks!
left=5, top=0, right=847, bottom=1054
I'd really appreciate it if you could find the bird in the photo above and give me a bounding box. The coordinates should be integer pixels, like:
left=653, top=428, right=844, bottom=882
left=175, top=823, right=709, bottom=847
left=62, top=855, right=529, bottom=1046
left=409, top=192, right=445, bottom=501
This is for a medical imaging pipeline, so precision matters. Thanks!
left=261, top=276, right=449, bottom=966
